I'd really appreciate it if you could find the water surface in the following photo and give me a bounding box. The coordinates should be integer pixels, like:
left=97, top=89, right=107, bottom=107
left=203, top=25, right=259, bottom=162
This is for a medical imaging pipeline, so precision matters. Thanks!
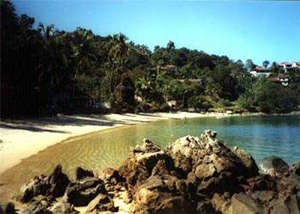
left=1, top=116, right=299, bottom=202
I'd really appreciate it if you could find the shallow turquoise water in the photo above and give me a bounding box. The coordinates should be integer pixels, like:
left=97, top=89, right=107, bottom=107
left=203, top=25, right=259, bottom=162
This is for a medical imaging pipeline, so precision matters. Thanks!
left=147, top=116, right=300, bottom=165
left=1, top=116, right=299, bottom=202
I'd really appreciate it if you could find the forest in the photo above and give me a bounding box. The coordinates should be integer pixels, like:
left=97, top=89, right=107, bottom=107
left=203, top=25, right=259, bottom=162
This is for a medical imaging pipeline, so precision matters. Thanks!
left=1, top=1, right=300, bottom=118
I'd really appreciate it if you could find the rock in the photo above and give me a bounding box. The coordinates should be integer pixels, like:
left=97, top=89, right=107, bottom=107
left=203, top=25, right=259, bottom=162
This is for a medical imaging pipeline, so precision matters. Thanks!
left=260, top=156, right=289, bottom=176
left=16, top=165, right=69, bottom=203
left=64, top=177, right=106, bottom=206
left=281, top=173, right=300, bottom=190
left=16, top=175, right=50, bottom=203
left=269, top=194, right=300, bottom=214
left=85, top=193, right=117, bottom=213
left=20, top=199, right=52, bottom=214
left=200, top=130, right=218, bottom=145
left=151, top=159, right=171, bottom=176
left=75, top=167, right=94, bottom=180
left=132, top=192, right=194, bottom=214
left=0, top=202, right=17, bottom=214
left=196, top=200, right=217, bottom=214
left=246, top=175, right=276, bottom=191
left=195, top=163, right=216, bottom=180
left=290, top=161, right=300, bottom=175
left=211, top=193, right=232, bottom=214
left=47, top=165, right=70, bottom=197
left=230, top=193, right=264, bottom=214
left=232, top=146, right=259, bottom=177
left=132, top=174, right=194, bottom=213
left=100, top=168, right=126, bottom=184
left=50, top=202, right=79, bottom=214
left=155, top=195, right=194, bottom=214
left=136, top=175, right=167, bottom=196
left=251, top=190, right=276, bottom=203
left=197, top=172, right=238, bottom=196
left=119, top=140, right=172, bottom=185
left=15, top=131, right=300, bottom=214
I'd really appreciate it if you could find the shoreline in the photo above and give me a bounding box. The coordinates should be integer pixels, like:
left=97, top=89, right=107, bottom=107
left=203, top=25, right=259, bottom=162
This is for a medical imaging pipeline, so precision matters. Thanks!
left=0, top=112, right=220, bottom=176
left=0, top=111, right=299, bottom=176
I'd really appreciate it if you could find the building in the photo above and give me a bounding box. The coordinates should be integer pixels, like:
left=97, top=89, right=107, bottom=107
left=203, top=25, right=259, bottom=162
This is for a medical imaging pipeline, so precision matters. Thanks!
left=278, top=62, right=300, bottom=73
left=250, top=66, right=273, bottom=77
left=278, top=62, right=293, bottom=73
left=268, top=74, right=289, bottom=86
left=292, top=62, right=300, bottom=69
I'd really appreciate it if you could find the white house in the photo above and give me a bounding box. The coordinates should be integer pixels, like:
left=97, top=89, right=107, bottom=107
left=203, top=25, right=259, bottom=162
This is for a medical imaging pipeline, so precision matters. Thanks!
left=250, top=66, right=272, bottom=77
left=278, top=62, right=300, bottom=73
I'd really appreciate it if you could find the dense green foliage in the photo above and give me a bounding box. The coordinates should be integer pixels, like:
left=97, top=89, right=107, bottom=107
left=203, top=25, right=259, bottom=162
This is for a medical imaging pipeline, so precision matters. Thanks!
left=1, top=1, right=299, bottom=118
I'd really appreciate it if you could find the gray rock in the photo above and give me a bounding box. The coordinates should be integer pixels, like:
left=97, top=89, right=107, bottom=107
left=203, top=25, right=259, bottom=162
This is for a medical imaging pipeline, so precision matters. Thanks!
left=269, top=194, right=300, bottom=214
left=64, top=177, right=106, bottom=206
left=260, top=156, right=289, bottom=176
left=290, top=161, right=300, bottom=175
left=230, top=193, right=264, bottom=214
left=50, top=201, right=79, bottom=214
left=75, top=167, right=94, bottom=180
left=0, top=202, right=16, bottom=214
left=85, top=193, right=117, bottom=213
left=232, top=146, right=259, bottom=177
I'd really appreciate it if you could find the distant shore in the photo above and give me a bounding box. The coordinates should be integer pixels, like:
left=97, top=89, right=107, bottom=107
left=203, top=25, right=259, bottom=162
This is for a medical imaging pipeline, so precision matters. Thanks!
left=0, top=111, right=299, bottom=176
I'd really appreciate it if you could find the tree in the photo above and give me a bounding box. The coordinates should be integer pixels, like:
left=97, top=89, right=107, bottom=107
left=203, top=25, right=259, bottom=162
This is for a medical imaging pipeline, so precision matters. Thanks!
left=262, top=60, right=270, bottom=68
left=255, top=81, right=298, bottom=113
left=245, top=59, right=255, bottom=71
left=166, top=40, right=175, bottom=51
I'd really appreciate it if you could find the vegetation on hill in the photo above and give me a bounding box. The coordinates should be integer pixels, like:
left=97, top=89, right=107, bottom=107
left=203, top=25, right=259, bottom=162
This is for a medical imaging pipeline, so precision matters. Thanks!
left=1, top=1, right=300, bottom=118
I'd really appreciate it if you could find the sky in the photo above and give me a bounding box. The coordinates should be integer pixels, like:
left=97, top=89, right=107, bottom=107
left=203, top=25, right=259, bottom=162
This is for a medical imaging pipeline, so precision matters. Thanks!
left=13, top=0, right=300, bottom=65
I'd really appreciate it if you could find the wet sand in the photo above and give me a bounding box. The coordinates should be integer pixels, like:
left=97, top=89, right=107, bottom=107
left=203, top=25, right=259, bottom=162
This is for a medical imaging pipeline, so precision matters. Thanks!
left=0, top=112, right=227, bottom=176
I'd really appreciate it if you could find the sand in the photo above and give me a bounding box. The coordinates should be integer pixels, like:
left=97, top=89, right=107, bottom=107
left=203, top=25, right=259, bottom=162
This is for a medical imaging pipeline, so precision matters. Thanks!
left=0, top=112, right=230, bottom=176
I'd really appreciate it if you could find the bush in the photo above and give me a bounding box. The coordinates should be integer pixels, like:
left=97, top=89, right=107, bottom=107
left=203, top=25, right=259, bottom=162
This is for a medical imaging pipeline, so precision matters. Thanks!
left=255, top=82, right=298, bottom=113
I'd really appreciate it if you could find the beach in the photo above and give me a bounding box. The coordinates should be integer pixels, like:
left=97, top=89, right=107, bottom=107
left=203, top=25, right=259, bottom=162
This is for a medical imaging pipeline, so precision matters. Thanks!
left=0, top=112, right=228, bottom=176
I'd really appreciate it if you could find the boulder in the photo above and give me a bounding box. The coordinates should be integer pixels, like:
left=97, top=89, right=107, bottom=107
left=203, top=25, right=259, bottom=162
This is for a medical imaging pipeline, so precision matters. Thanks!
left=0, top=202, right=17, bottom=214
left=50, top=201, right=79, bottom=214
left=16, top=175, right=50, bottom=203
left=195, top=163, right=216, bottom=180
left=260, top=156, right=289, bottom=176
left=16, top=165, right=69, bottom=203
left=20, top=197, right=52, bottom=214
left=64, top=177, right=106, bottom=206
left=211, top=193, right=232, bottom=214
left=47, top=165, right=70, bottom=197
left=100, top=168, right=126, bottom=184
left=75, top=167, right=94, bottom=180
left=269, top=194, right=300, bottom=214
left=290, top=161, right=300, bottom=175
left=232, top=146, right=259, bottom=177
left=119, top=140, right=172, bottom=185
left=85, top=193, right=117, bottom=213
left=251, top=190, right=276, bottom=203
left=281, top=173, right=300, bottom=190
left=230, top=193, right=264, bottom=214
left=246, top=175, right=276, bottom=191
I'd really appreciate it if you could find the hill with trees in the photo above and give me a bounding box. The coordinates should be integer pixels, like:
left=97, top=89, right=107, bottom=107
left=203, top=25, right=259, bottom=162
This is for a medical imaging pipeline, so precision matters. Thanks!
left=1, top=1, right=300, bottom=118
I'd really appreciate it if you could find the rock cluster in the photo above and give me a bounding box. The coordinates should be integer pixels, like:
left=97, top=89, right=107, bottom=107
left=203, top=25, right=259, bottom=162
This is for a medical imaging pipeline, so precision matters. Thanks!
left=2, top=130, right=300, bottom=214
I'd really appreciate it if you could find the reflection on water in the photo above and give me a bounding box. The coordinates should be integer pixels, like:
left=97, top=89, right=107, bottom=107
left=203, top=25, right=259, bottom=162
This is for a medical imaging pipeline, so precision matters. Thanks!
left=0, top=116, right=299, bottom=202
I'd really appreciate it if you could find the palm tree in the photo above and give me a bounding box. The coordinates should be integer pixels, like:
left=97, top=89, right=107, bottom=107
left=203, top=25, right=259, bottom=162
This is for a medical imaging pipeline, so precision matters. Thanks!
left=108, top=33, right=130, bottom=73
left=71, top=28, right=97, bottom=78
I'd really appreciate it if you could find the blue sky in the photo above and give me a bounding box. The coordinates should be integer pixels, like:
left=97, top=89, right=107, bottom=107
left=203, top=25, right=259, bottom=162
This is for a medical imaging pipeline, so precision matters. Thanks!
left=13, top=0, right=300, bottom=65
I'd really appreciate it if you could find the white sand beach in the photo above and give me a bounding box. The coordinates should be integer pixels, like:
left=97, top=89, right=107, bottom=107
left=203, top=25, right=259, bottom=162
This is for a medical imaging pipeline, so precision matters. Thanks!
left=0, top=112, right=230, bottom=176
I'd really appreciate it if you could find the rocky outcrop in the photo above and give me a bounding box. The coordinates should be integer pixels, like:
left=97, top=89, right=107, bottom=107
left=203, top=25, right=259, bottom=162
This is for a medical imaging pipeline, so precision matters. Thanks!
left=11, top=130, right=300, bottom=214
left=16, top=165, right=70, bottom=203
